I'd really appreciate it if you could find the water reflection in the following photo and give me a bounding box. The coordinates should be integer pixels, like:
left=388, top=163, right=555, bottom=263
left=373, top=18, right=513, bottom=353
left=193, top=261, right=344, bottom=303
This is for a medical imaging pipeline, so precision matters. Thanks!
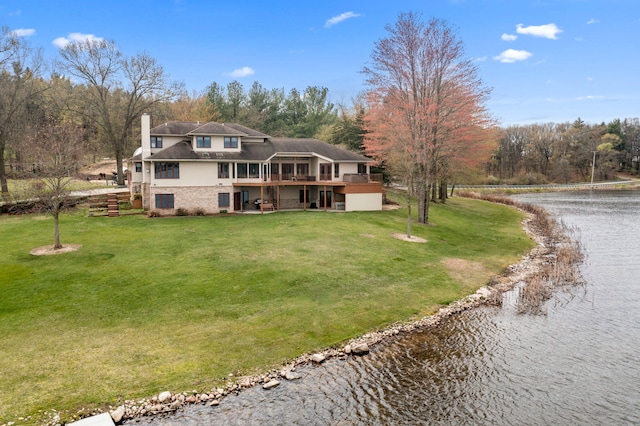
left=129, top=191, right=640, bottom=425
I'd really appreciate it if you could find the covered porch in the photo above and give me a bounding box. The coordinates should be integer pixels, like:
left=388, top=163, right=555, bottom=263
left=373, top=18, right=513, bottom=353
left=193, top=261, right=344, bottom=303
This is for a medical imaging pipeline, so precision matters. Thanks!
left=233, top=181, right=347, bottom=213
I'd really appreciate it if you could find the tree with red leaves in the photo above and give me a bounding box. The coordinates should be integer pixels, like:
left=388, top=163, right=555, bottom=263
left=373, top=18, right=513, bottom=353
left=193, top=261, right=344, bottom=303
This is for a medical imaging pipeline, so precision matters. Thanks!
left=363, top=12, right=495, bottom=227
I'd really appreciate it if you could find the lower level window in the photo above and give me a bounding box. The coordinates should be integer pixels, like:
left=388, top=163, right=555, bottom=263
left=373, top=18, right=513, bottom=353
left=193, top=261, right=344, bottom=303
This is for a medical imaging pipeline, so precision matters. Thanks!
left=155, top=194, right=174, bottom=209
left=219, top=192, right=230, bottom=208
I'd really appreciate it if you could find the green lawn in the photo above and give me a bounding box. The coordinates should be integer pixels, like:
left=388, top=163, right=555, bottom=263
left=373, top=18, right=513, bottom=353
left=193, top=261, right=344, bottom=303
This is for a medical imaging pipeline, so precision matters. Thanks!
left=0, top=192, right=534, bottom=424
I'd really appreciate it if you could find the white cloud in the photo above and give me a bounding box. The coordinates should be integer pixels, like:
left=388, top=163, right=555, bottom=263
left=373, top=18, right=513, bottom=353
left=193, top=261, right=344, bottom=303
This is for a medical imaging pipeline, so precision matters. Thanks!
left=493, top=49, right=533, bottom=63
left=586, top=18, right=599, bottom=25
left=501, top=33, right=517, bottom=41
left=324, top=11, right=361, bottom=28
left=11, top=28, right=35, bottom=37
left=577, top=95, right=604, bottom=100
left=228, top=66, right=255, bottom=78
left=52, top=32, right=104, bottom=48
left=516, top=23, right=562, bottom=39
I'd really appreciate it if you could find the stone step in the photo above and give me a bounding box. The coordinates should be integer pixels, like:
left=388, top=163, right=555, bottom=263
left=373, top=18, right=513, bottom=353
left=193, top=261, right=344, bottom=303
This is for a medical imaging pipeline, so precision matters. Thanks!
left=67, top=412, right=115, bottom=426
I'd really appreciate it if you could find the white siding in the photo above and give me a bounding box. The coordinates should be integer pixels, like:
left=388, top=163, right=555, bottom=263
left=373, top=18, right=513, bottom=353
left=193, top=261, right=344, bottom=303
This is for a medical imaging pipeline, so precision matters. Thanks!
left=346, top=193, right=382, bottom=212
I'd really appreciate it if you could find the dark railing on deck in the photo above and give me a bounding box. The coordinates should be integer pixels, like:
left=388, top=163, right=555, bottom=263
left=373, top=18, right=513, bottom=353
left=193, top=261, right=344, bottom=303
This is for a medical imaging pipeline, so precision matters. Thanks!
left=343, top=173, right=369, bottom=183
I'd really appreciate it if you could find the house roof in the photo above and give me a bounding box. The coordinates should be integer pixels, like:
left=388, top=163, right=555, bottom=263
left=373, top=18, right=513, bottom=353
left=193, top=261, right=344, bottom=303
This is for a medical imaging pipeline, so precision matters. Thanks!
left=148, top=141, right=200, bottom=160
left=189, top=122, right=248, bottom=136
left=222, top=123, right=270, bottom=138
left=145, top=137, right=370, bottom=163
left=141, top=120, right=370, bottom=163
left=265, top=138, right=370, bottom=162
left=151, top=121, right=202, bottom=135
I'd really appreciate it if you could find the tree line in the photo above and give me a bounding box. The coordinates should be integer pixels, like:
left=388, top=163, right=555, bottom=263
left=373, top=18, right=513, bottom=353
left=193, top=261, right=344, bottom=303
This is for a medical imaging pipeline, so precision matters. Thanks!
left=490, top=118, right=640, bottom=184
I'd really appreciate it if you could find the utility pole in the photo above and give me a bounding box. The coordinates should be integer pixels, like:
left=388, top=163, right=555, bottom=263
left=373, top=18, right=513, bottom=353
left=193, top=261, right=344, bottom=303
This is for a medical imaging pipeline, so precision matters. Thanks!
left=590, top=150, right=597, bottom=188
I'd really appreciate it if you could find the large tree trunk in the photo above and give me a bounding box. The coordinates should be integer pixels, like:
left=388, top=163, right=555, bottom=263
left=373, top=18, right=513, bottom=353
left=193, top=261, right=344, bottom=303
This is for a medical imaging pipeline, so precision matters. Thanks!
left=116, top=153, right=125, bottom=186
left=417, top=180, right=430, bottom=224
left=439, top=179, right=448, bottom=203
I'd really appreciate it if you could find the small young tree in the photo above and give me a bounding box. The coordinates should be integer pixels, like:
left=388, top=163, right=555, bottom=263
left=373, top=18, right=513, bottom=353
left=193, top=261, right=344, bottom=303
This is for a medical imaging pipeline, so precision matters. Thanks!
left=26, top=122, right=85, bottom=249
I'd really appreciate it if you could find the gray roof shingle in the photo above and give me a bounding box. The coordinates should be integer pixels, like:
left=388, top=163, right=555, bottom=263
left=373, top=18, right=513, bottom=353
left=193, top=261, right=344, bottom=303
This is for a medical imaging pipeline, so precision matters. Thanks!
left=148, top=141, right=200, bottom=160
left=151, top=122, right=202, bottom=135
left=190, top=122, right=248, bottom=136
left=146, top=138, right=369, bottom=163
left=143, top=121, right=370, bottom=163
left=266, top=138, right=369, bottom=162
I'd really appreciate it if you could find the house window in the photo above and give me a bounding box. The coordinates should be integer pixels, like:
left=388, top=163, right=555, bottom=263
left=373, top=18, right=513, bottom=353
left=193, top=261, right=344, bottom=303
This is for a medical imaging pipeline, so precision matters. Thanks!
left=358, top=163, right=367, bottom=174
left=151, top=136, right=163, bottom=148
left=237, top=163, right=248, bottom=178
left=296, top=163, right=309, bottom=178
left=334, top=163, right=339, bottom=178
left=154, top=162, right=179, bottom=179
left=320, top=163, right=331, bottom=181
left=281, top=163, right=294, bottom=180
left=319, top=190, right=332, bottom=208
left=218, top=162, right=229, bottom=179
left=249, top=163, right=260, bottom=178
left=197, top=136, right=211, bottom=148
left=219, top=192, right=230, bottom=208
left=155, top=194, right=174, bottom=209
left=135, top=162, right=142, bottom=172
left=299, top=189, right=310, bottom=203
left=224, top=136, right=238, bottom=148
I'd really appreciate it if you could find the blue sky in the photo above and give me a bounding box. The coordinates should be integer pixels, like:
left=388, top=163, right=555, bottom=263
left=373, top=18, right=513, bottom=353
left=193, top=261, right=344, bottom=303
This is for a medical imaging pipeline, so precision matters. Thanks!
left=1, top=0, right=639, bottom=126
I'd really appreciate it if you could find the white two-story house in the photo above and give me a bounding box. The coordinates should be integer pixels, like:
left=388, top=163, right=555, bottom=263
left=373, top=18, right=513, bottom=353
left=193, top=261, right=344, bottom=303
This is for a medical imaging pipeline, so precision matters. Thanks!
left=128, top=114, right=383, bottom=214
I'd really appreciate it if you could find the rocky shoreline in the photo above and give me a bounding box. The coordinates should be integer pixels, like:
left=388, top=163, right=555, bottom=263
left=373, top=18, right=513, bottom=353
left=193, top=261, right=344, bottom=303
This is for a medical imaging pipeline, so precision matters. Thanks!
left=40, top=205, right=554, bottom=426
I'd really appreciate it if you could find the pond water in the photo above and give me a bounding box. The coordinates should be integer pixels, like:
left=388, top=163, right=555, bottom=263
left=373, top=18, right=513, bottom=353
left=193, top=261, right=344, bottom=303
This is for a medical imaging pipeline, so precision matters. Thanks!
left=128, top=190, right=640, bottom=425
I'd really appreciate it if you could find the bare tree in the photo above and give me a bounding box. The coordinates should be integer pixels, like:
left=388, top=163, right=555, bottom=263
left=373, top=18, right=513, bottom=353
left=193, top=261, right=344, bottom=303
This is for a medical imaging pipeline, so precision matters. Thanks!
left=25, top=122, right=85, bottom=249
left=57, top=39, right=180, bottom=185
left=169, top=89, right=219, bottom=122
left=0, top=26, right=46, bottom=194
left=363, top=13, right=493, bottom=224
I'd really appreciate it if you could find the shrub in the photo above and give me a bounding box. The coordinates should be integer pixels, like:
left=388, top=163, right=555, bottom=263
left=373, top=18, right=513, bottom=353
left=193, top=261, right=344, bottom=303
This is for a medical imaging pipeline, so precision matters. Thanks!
left=483, top=175, right=501, bottom=185
left=507, top=172, right=548, bottom=186
left=175, top=208, right=189, bottom=216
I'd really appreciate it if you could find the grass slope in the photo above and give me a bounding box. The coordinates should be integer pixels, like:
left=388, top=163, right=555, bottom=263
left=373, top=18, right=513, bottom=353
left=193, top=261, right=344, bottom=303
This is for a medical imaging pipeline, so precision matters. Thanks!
left=0, top=192, right=533, bottom=423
